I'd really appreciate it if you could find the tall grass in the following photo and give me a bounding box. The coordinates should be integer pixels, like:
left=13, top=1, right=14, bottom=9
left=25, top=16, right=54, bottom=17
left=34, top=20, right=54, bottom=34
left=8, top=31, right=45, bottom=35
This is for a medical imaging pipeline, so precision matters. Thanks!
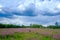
left=0, top=32, right=57, bottom=40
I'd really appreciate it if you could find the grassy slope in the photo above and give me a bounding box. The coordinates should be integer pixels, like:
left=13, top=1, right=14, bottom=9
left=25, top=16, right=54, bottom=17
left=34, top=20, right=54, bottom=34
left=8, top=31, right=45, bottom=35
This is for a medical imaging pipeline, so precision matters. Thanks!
left=0, top=32, right=57, bottom=40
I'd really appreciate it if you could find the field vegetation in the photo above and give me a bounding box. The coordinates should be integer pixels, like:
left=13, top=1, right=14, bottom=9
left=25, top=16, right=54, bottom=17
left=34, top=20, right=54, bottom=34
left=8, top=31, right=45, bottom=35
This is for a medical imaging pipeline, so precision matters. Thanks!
left=0, top=22, right=60, bottom=40
left=0, top=28, right=60, bottom=40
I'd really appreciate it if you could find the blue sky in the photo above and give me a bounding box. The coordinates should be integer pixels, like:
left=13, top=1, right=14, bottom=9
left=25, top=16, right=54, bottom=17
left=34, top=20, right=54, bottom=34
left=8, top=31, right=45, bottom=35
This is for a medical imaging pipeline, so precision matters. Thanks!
left=0, top=0, right=60, bottom=26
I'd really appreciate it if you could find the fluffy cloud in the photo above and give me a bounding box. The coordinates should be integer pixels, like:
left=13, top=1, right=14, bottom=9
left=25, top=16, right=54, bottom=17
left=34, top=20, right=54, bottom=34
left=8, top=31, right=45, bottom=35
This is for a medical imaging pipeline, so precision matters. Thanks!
left=57, top=3, right=60, bottom=9
left=0, top=5, right=3, bottom=11
left=16, top=0, right=60, bottom=16
left=0, top=0, right=60, bottom=26
left=0, top=14, right=60, bottom=26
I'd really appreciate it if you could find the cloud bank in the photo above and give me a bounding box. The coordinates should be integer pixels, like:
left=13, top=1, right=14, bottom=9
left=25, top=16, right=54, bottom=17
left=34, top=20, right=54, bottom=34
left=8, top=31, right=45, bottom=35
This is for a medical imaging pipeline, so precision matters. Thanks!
left=0, top=0, right=60, bottom=26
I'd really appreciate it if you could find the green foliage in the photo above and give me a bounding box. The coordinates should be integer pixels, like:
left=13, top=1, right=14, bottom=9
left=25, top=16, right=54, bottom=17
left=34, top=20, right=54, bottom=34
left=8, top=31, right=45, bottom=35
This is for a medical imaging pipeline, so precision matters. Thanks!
left=47, top=22, right=60, bottom=29
left=0, top=32, right=56, bottom=40
left=30, top=24, right=43, bottom=28
left=0, top=23, right=21, bottom=28
left=0, top=23, right=60, bottom=28
left=0, top=23, right=44, bottom=28
left=21, top=25, right=27, bottom=28
left=47, top=25, right=60, bottom=29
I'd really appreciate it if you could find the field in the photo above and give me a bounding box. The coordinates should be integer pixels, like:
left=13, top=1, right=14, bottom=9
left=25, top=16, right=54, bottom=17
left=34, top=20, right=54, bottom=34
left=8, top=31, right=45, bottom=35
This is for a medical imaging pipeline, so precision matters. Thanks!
left=0, top=28, right=60, bottom=40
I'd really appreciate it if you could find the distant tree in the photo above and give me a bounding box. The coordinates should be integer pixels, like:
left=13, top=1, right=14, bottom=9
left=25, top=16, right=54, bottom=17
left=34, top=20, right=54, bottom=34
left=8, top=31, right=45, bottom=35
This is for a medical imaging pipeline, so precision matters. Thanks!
left=21, top=25, right=26, bottom=28
left=47, top=25, right=60, bottom=29
left=47, top=25, right=56, bottom=29
left=30, top=24, right=43, bottom=28
left=55, top=22, right=58, bottom=26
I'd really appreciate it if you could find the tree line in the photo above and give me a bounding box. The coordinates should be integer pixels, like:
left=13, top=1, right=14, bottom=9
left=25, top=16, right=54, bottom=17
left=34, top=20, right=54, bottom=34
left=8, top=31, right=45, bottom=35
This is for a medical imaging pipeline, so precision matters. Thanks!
left=0, top=23, right=60, bottom=29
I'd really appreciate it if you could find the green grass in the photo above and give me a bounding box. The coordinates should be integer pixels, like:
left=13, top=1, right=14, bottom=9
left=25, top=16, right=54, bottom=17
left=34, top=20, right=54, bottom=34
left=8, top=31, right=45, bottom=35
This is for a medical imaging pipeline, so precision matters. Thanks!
left=0, top=32, right=57, bottom=40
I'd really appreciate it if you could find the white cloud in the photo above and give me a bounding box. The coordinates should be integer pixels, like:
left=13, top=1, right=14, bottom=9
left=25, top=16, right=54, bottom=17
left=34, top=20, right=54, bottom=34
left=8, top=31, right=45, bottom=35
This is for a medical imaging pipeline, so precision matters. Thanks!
left=0, top=0, right=60, bottom=26
left=17, top=4, right=26, bottom=12
left=17, top=0, right=60, bottom=14
left=0, top=9, right=2, bottom=11
left=57, top=3, right=60, bottom=9
left=0, top=5, right=2, bottom=8
left=0, top=5, right=3, bottom=11
left=0, top=14, right=60, bottom=26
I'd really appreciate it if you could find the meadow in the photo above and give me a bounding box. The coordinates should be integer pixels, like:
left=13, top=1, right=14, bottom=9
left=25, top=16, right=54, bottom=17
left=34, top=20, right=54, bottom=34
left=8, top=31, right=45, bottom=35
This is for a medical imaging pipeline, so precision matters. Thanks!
left=0, top=28, right=60, bottom=40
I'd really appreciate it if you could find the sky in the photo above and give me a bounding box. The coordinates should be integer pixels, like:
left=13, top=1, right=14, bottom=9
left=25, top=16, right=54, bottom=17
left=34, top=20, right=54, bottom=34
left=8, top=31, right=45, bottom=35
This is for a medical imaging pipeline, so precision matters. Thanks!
left=0, top=0, right=60, bottom=26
